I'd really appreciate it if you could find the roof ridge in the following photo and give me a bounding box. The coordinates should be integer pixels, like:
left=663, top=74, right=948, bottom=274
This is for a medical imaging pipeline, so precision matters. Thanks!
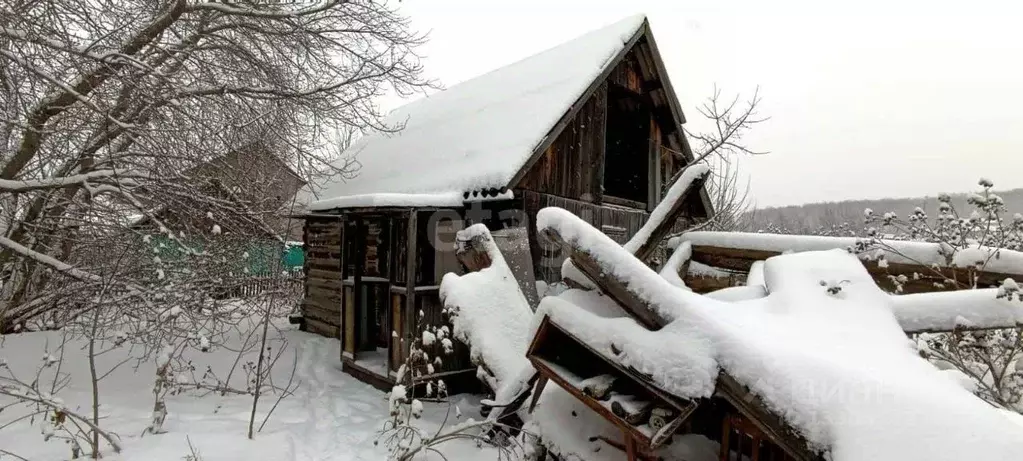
left=388, top=14, right=647, bottom=116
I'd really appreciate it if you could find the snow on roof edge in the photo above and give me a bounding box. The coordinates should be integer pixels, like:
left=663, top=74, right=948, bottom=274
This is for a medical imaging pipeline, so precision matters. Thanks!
left=307, top=192, right=465, bottom=210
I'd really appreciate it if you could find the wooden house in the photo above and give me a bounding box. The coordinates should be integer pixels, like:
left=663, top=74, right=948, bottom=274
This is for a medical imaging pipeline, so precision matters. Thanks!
left=296, top=15, right=713, bottom=389
left=134, top=143, right=307, bottom=240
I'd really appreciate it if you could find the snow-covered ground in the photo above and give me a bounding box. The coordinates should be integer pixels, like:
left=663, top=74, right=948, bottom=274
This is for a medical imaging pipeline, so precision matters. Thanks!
left=0, top=314, right=492, bottom=461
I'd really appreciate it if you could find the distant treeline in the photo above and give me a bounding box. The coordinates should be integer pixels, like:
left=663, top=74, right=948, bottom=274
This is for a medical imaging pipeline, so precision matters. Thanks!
left=746, top=188, right=1023, bottom=233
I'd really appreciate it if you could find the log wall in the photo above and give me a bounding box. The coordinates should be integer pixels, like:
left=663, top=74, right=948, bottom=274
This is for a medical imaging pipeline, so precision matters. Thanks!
left=302, top=216, right=343, bottom=338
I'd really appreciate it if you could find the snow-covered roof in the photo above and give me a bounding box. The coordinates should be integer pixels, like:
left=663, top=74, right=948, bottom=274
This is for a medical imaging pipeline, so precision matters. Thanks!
left=309, top=15, right=648, bottom=211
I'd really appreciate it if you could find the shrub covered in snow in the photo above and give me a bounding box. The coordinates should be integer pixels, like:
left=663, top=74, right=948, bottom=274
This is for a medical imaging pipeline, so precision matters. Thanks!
left=761, top=178, right=1023, bottom=415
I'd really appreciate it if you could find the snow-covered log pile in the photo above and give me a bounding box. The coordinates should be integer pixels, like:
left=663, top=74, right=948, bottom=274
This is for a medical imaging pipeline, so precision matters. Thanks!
left=671, top=231, right=1023, bottom=294
left=530, top=209, right=1023, bottom=460
left=665, top=231, right=1023, bottom=332
left=438, top=162, right=1023, bottom=459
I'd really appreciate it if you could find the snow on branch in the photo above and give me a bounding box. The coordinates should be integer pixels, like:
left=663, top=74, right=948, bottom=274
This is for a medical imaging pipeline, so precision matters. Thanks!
left=0, top=170, right=141, bottom=192
left=186, top=0, right=344, bottom=18
left=0, top=236, right=105, bottom=283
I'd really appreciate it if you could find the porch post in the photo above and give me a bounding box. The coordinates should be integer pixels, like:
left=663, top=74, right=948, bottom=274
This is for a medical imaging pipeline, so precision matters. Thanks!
left=403, top=209, right=418, bottom=363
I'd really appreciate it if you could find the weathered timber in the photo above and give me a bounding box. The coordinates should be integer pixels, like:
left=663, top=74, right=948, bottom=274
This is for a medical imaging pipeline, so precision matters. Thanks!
left=528, top=317, right=696, bottom=417
left=306, top=286, right=342, bottom=302
left=304, top=317, right=340, bottom=338
left=307, top=278, right=342, bottom=291
left=688, top=244, right=1023, bottom=294
left=455, top=231, right=493, bottom=272
left=580, top=374, right=617, bottom=400
left=541, top=227, right=666, bottom=329
left=631, top=172, right=708, bottom=264
left=529, top=356, right=655, bottom=447
left=306, top=243, right=342, bottom=253
left=403, top=210, right=417, bottom=365
left=506, top=25, right=646, bottom=189
left=306, top=257, right=342, bottom=269
left=650, top=403, right=694, bottom=449
left=492, top=227, right=541, bottom=309
left=305, top=226, right=342, bottom=236
left=715, top=373, right=821, bottom=461
left=302, top=304, right=340, bottom=326
left=683, top=272, right=747, bottom=294
left=529, top=278, right=819, bottom=459
left=307, top=268, right=343, bottom=281
left=610, top=395, right=653, bottom=425
left=529, top=374, right=548, bottom=413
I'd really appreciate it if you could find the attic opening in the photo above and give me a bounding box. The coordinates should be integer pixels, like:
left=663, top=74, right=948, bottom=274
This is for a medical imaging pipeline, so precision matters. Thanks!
left=603, top=84, right=650, bottom=206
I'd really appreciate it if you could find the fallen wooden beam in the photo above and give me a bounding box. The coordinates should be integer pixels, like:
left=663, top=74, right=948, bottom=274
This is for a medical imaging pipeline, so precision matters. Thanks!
left=715, top=373, right=821, bottom=461
left=685, top=236, right=1023, bottom=294
left=892, top=288, right=1023, bottom=333
left=626, top=168, right=708, bottom=264
left=542, top=227, right=667, bottom=330
left=683, top=272, right=746, bottom=294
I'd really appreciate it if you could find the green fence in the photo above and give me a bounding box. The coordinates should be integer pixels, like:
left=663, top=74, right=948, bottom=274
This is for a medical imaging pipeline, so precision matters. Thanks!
left=148, top=236, right=304, bottom=276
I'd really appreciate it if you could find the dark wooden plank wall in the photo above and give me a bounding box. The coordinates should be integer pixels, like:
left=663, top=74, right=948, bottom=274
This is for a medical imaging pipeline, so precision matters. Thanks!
left=302, top=216, right=343, bottom=338
left=515, top=48, right=685, bottom=212
left=516, top=82, right=607, bottom=203
left=607, top=54, right=644, bottom=94
left=521, top=190, right=649, bottom=282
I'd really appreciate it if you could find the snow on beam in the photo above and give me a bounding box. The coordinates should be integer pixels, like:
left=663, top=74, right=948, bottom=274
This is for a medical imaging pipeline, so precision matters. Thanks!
left=676, top=231, right=1023, bottom=293
left=538, top=207, right=705, bottom=330
left=440, top=224, right=535, bottom=390
left=543, top=226, right=664, bottom=329
left=559, top=162, right=708, bottom=288
left=623, top=163, right=709, bottom=263
left=891, top=287, right=1023, bottom=333
left=658, top=240, right=692, bottom=289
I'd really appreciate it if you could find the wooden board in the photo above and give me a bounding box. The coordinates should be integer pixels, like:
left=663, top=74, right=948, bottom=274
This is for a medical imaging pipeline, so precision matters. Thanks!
left=391, top=292, right=405, bottom=372
left=542, top=227, right=667, bottom=329
left=515, top=82, right=608, bottom=202
left=343, top=286, right=356, bottom=354
left=688, top=244, right=1023, bottom=294
left=304, top=317, right=340, bottom=339
left=715, top=373, right=821, bottom=461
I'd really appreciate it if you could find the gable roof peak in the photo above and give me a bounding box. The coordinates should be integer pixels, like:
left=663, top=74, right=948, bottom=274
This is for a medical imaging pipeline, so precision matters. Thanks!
left=310, top=14, right=651, bottom=211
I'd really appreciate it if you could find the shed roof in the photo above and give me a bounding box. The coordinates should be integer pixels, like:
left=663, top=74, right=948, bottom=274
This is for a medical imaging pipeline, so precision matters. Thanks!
left=309, top=15, right=649, bottom=211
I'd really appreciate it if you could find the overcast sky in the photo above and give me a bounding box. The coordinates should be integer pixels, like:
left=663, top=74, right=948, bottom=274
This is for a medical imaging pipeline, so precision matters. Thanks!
left=386, top=0, right=1023, bottom=207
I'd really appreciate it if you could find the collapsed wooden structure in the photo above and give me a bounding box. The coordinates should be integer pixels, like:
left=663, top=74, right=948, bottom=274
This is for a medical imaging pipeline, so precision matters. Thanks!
left=677, top=234, right=1023, bottom=295
left=444, top=163, right=1023, bottom=460
left=295, top=15, right=713, bottom=389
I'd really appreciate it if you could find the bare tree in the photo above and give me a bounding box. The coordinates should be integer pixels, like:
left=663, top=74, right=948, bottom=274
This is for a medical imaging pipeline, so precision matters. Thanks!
left=859, top=179, right=1022, bottom=413
left=0, top=0, right=431, bottom=328
left=679, top=85, right=767, bottom=232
